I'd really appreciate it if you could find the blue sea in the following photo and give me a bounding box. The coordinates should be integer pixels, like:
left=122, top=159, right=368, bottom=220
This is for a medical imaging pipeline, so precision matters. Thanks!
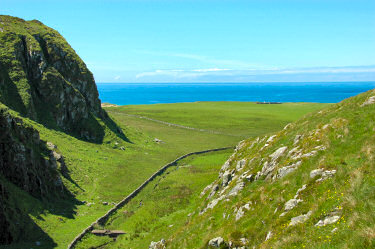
left=97, top=82, right=375, bottom=105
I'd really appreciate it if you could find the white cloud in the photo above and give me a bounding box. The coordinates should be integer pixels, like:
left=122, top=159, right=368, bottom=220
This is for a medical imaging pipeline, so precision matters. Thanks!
left=134, top=66, right=375, bottom=82
left=114, top=75, right=121, bottom=80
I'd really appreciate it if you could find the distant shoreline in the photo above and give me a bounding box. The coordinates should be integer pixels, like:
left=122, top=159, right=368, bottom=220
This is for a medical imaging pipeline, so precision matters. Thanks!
left=97, top=82, right=375, bottom=106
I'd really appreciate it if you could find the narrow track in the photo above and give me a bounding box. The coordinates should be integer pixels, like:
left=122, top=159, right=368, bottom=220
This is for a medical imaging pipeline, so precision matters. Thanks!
left=67, top=146, right=233, bottom=249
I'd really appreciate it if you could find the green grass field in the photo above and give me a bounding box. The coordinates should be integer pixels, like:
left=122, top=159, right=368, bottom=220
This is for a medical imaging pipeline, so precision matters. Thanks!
left=109, top=102, right=328, bottom=138
left=1, top=101, right=328, bottom=249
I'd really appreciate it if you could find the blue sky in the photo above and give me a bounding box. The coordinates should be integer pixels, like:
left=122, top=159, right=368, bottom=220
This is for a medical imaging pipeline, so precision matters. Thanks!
left=1, top=0, right=375, bottom=83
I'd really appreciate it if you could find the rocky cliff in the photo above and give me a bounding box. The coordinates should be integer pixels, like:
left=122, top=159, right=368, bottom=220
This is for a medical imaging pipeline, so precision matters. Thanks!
left=0, top=15, right=126, bottom=246
left=0, top=15, right=115, bottom=141
left=0, top=103, right=70, bottom=244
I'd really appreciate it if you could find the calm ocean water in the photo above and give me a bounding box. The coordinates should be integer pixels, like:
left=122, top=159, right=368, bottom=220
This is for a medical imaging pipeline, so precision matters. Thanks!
left=97, top=82, right=375, bottom=105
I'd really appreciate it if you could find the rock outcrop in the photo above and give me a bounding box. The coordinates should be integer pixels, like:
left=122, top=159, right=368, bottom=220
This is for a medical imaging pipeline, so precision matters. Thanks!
left=0, top=15, right=122, bottom=141
left=0, top=104, right=70, bottom=244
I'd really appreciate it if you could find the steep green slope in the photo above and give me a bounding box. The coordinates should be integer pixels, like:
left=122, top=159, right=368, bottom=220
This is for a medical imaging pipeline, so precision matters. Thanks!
left=165, top=89, right=375, bottom=249
left=0, top=15, right=122, bottom=142
left=83, top=89, right=374, bottom=249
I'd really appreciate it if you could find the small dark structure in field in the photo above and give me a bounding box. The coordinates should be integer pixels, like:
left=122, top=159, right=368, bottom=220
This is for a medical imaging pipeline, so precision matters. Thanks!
left=256, top=102, right=282, bottom=104
left=91, top=230, right=126, bottom=238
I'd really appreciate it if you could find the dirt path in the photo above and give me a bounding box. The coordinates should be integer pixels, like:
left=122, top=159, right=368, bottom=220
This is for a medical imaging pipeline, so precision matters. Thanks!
left=67, top=147, right=233, bottom=249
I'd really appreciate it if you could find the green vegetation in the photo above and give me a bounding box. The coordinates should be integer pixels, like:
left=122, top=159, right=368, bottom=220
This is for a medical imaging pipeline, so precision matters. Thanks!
left=0, top=100, right=324, bottom=249
left=4, top=14, right=370, bottom=249
left=110, top=102, right=328, bottom=138
left=75, top=90, right=375, bottom=249
left=76, top=149, right=233, bottom=249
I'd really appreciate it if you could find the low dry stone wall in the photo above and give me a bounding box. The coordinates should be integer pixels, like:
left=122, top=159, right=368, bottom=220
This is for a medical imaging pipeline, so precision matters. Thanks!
left=67, top=146, right=233, bottom=249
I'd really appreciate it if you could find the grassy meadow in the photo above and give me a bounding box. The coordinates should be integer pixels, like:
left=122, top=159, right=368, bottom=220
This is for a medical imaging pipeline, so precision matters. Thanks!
left=1, top=101, right=328, bottom=249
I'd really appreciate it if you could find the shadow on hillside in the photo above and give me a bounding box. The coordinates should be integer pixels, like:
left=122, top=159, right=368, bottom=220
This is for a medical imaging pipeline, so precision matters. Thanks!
left=0, top=62, right=28, bottom=115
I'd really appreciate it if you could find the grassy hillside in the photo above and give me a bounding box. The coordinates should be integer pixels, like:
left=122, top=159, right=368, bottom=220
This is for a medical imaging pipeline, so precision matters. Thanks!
left=76, top=90, right=374, bottom=249
left=0, top=101, right=324, bottom=249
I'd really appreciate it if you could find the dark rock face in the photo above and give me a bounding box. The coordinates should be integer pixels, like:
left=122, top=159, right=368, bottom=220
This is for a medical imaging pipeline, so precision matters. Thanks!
left=0, top=183, right=13, bottom=244
left=0, top=105, right=69, bottom=245
left=0, top=15, right=111, bottom=141
left=0, top=106, right=66, bottom=199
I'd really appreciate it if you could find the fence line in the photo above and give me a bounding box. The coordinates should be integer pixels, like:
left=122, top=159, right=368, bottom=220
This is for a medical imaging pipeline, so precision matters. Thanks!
left=67, top=146, right=233, bottom=249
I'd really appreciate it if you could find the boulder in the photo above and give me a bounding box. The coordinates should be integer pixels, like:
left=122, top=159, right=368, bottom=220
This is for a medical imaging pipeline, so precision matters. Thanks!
left=316, top=170, right=336, bottom=182
left=269, top=146, right=288, bottom=161
left=228, top=181, right=245, bottom=197
left=222, top=171, right=232, bottom=187
left=208, top=237, right=225, bottom=248
left=315, top=215, right=340, bottom=227
left=284, top=199, right=303, bottom=211
left=289, top=211, right=312, bottom=226
left=310, top=169, right=324, bottom=178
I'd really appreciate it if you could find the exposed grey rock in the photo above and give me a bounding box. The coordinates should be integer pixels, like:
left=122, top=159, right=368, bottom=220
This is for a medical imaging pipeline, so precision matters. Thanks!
left=293, top=135, right=303, bottom=145
left=310, top=169, right=324, bottom=178
left=273, top=161, right=302, bottom=179
left=47, top=142, right=56, bottom=150
left=267, top=135, right=277, bottom=143
left=235, top=140, right=246, bottom=152
left=269, top=146, right=288, bottom=161
left=228, top=181, right=245, bottom=197
left=240, top=237, right=249, bottom=244
left=235, top=207, right=245, bottom=221
left=265, top=231, right=273, bottom=241
left=208, top=237, right=225, bottom=248
left=236, top=159, right=247, bottom=171
left=316, top=170, right=336, bottom=182
left=245, top=174, right=255, bottom=182
left=284, top=199, right=303, bottom=211
left=301, top=151, right=318, bottom=158
left=289, top=211, right=312, bottom=226
left=361, top=96, right=375, bottom=106
left=220, top=160, right=231, bottom=174
left=201, top=195, right=226, bottom=214
left=149, top=238, right=166, bottom=249
left=288, top=146, right=301, bottom=157
left=154, top=138, right=163, bottom=143
left=222, top=171, right=233, bottom=187
left=315, top=215, right=340, bottom=226
left=200, top=183, right=214, bottom=197
left=294, top=184, right=307, bottom=198
left=208, top=184, right=220, bottom=198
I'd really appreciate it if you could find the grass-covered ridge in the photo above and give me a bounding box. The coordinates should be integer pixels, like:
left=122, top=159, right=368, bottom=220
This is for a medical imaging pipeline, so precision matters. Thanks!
left=164, top=89, right=375, bottom=248
left=76, top=90, right=375, bottom=249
